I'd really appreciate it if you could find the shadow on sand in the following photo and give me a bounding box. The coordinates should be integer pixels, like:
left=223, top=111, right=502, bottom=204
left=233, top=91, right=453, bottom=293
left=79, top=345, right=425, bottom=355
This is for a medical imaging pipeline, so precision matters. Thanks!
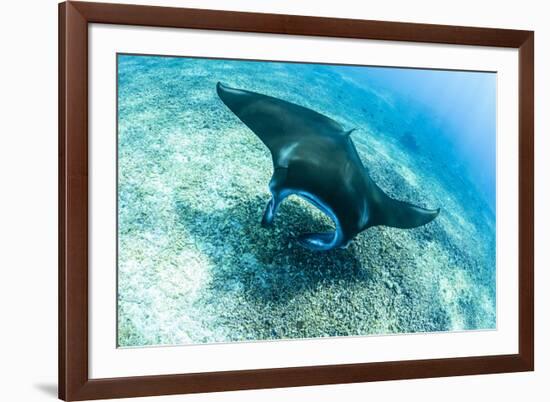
left=174, top=192, right=371, bottom=307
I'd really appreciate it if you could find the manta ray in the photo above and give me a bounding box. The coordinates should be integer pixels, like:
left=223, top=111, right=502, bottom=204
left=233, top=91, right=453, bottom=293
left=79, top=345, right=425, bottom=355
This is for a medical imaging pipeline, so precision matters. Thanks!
left=216, top=82, right=439, bottom=251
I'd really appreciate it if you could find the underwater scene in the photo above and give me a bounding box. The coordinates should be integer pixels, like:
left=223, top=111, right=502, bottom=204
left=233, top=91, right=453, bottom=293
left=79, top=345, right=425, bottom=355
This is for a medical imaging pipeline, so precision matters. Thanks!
left=117, top=54, right=496, bottom=347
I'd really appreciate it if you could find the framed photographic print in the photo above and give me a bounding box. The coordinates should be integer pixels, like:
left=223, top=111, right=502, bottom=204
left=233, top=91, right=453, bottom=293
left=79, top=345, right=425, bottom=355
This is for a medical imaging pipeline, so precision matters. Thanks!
left=59, top=1, right=534, bottom=400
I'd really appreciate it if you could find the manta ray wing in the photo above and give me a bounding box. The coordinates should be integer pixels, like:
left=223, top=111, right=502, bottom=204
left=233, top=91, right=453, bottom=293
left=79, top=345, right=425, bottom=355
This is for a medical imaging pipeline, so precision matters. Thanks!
left=216, top=82, right=345, bottom=155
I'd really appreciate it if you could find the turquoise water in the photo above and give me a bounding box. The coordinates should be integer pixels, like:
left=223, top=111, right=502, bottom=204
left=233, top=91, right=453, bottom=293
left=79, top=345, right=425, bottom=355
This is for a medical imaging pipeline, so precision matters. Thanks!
left=117, top=54, right=496, bottom=347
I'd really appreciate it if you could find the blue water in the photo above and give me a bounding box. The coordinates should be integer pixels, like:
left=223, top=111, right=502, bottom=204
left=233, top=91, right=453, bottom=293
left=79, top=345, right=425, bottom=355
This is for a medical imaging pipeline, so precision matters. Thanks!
left=340, top=66, right=496, bottom=211
left=117, top=54, right=497, bottom=347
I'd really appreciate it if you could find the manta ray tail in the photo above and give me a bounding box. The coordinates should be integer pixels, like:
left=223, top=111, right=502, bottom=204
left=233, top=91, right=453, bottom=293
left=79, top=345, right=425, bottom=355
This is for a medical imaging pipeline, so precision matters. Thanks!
left=373, top=195, right=440, bottom=229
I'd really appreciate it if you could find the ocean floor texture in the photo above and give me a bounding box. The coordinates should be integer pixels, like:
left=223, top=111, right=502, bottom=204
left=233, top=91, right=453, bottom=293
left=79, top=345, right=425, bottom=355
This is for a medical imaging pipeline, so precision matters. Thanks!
left=117, top=54, right=496, bottom=347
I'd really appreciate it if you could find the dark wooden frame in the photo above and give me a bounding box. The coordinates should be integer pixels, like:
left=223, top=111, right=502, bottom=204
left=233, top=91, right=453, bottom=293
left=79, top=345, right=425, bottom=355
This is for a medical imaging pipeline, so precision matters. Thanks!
left=59, top=1, right=534, bottom=400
